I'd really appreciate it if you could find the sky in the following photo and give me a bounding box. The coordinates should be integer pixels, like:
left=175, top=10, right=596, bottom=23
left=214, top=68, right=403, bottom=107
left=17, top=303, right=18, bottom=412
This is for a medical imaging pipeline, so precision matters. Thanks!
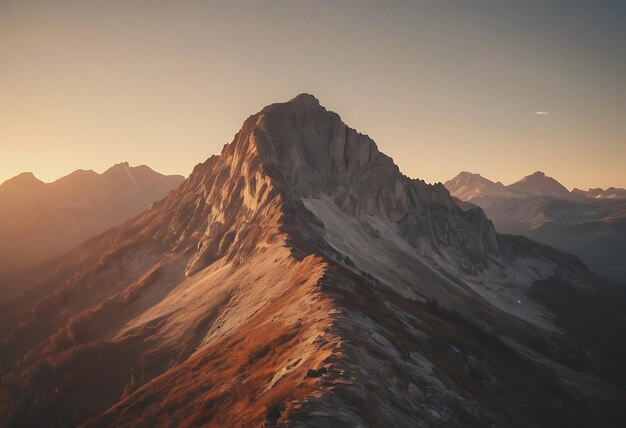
left=1, top=0, right=625, bottom=190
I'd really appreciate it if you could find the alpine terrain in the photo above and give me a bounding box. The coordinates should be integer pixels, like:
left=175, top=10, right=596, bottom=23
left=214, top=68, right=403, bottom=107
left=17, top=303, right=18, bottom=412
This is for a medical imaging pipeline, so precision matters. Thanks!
left=445, top=171, right=626, bottom=283
left=1, top=95, right=624, bottom=427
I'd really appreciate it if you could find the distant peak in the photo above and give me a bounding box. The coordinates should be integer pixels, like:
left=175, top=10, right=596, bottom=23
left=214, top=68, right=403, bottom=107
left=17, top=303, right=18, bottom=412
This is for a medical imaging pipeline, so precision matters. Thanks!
left=16, top=171, right=38, bottom=180
left=515, top=171, right=555, bottom=184
left=104, top=162, right=131, bottom=173
left=510, top=170, right=570, bottom=196
left=444, top=171, right=506, bottom=200
left=0, top=171, right=45, bottom=190
left=68, top=169, right=97, bottom=176
left=447, top=171, right=492, bottom=184
left=458, top=171, right=483, bottom=178
left=6, top=171, right=42, bottom=184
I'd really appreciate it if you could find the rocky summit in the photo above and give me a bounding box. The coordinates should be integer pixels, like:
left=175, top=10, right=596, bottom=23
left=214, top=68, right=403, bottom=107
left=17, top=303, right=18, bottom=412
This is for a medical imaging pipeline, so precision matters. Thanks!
left=0, top=95, right=624, bottom=427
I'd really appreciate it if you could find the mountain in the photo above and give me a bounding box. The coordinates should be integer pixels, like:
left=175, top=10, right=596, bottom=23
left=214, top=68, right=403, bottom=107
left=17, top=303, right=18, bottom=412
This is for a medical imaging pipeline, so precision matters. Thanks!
left=442, top=171, right=512, bottom=200
left=1, top=95, right=624, bottom=427
left=445, top=172, right=626, bottom=283
left=0, top=172, right=47, bottom=205
left=509, top=171, right=572, bottom=198
left=0, top=163, right=184, bottom=278
left=572, top=187, right=626, bottom=200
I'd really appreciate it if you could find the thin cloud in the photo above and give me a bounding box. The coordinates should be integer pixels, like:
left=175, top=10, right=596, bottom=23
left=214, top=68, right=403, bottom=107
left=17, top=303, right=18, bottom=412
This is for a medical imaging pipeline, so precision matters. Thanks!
left=534, top=111, right=549, bottom=116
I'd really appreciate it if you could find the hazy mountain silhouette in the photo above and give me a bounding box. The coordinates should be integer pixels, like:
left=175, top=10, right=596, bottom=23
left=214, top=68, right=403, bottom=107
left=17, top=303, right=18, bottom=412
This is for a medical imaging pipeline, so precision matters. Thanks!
left=0, top=163, right=183, bottom=276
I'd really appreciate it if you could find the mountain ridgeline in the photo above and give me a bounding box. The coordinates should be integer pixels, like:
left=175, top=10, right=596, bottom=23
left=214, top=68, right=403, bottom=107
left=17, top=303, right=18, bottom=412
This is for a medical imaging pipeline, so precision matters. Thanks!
left=0, top=163, right=184, bottom=278
left=445, top=171, right=626, bottom=283
left=0, top=95, right=623, bottom=427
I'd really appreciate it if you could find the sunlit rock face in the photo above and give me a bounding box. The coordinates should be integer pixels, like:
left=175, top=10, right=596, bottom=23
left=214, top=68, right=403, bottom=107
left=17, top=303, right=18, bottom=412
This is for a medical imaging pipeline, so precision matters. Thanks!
left=1, top=95, right=619, bottom=428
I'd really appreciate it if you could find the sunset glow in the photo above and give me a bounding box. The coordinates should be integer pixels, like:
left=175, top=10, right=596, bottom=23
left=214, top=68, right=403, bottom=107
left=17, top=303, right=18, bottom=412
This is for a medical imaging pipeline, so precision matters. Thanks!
left=1, top=1, right=624, bottom=189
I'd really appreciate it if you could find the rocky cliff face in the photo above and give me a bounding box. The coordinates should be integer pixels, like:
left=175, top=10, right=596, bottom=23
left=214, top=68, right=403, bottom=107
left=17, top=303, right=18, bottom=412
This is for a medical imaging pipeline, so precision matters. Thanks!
left=0, top=95, right=620, bottom=428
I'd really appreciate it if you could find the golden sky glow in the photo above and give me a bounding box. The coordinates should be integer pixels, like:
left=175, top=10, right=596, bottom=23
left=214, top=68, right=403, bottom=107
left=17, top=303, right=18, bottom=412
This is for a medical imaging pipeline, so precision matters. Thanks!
left=1, top=1, right=625, bottom=189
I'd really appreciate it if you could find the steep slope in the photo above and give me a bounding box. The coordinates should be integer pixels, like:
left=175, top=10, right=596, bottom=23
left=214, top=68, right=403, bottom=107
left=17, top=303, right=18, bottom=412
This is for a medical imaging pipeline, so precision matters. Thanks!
left=0, top=163, right=184, bottom=278
left=0, top=95, right=622, bottom=427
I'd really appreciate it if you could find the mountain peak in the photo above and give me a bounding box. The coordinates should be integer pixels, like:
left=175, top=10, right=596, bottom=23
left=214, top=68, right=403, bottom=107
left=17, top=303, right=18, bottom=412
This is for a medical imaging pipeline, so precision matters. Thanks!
left=444, top=171, right=509, bottom=200
left=0, top=171, right=45, bottom=194
left=3, top=171, right=41, bottom=184
left=215, top=94, right=419, bottom=220
left=459, top=171, right=489, bottom=181
left=445, top=171, right=493, bottom=189
left=176, top=94, right=496, bottom=276
left=101, top=162, right=134, bottom=178
left=289, top=92, right=321, bottom=105
left=106, top=161, right=130, bottom=171
left=509, top=170, right=570, bottom=197
left=266, top=93, right=326, bottom=118
left=17, top=171, right=37, bottom=179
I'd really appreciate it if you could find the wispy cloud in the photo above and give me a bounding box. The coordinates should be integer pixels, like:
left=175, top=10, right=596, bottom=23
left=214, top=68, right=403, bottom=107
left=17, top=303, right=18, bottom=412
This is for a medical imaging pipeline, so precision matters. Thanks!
left=534, top=111, right=549, bottom=116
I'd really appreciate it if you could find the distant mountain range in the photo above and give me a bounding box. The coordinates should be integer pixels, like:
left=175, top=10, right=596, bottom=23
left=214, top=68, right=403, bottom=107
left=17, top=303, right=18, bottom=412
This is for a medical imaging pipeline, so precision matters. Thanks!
left=0, top=163, right=183, bottom=276
left=445, top=171, right=626, bottom=282
left=572, top=187, right=626, bottom=200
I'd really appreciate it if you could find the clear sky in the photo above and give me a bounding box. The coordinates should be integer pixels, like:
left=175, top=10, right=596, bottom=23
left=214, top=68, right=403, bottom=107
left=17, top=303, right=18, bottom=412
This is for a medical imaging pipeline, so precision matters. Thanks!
left=1, top=0, right=625, bottom=189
